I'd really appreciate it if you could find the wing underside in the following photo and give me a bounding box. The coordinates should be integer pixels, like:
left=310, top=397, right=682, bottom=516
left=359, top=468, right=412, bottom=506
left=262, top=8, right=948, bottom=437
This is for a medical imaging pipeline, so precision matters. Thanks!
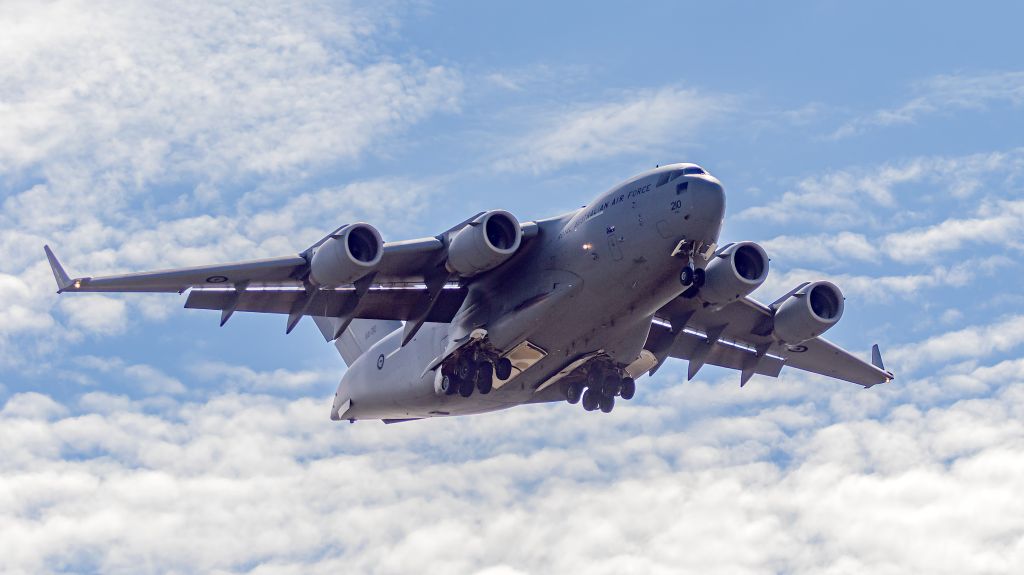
left=650, top=294, right=893, bottom=387
left=184, top=285, right=467, bottom=324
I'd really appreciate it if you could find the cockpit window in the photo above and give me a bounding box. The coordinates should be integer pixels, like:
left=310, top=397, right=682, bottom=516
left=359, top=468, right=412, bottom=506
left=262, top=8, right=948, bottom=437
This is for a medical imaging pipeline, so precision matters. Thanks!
left=658, top=166, right=707, bottom=186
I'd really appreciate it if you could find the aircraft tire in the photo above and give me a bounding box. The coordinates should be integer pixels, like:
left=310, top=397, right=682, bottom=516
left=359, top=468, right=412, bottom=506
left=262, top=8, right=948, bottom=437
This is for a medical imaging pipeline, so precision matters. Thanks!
left=495, top=357, right=513, bottom=380
left=680, top=266, right=695, bottom=286
left=602, top=375, right=622, bottom=397
left=599, top=394, right=615, bottom=414
left=582, top=388, right=600, bottom=411
left=620, top=377, right=636, bottom=400
left=440, top=375, right=458, bottom=395
left=476, top=362, right=493, bottom=394
left=566, top=382, right=583, bottom=404
left=694, top=267, right=706, bottom=288
left=456, top=355, right=477, bottom=382
left=459, top=376, right=475, bottom=398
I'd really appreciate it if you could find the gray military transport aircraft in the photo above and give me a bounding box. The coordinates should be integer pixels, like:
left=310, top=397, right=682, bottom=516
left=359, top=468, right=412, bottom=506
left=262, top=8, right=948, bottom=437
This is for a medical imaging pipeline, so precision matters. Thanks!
left=45, top=163, right=893, bottom=423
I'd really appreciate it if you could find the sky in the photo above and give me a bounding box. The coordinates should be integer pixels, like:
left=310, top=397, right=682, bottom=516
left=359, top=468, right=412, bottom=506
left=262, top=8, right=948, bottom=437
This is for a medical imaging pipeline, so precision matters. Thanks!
left=1, top=0, right=1024, bottom=572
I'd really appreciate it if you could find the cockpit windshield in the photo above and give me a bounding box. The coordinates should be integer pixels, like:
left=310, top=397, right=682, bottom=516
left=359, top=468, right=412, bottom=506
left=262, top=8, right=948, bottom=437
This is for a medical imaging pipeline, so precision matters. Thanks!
left=657, top=165, right=707, bottom=187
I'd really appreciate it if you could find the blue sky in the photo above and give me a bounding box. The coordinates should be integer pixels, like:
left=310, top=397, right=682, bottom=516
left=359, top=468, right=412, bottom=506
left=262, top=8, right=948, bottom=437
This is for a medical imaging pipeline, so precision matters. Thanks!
left=2, top=1, right=1024, bottom=573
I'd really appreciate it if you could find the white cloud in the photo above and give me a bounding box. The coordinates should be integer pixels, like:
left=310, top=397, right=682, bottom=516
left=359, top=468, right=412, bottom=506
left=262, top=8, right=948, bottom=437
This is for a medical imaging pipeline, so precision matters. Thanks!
left=75, top=356, right=187, bottom=395
left=496, top=87, right=731, bottom=174
left=737, top=148, right=1024, bottom=226
left=0, top=1, right=462, bottom=361
left=0, top=1, right=461, bottom=184
left=759, top=231, right=879, bottom=265
left=0, top=354, right=1022, bottom=573
left=883, top=199, right=1024, bottom=263
left=888, top=314, right=1024, bottom=373
left=58, top=294, right=127, bottom=336
left=831, top=71, right=1024, bottom=139
left=190, top=362, right=328, bottom=392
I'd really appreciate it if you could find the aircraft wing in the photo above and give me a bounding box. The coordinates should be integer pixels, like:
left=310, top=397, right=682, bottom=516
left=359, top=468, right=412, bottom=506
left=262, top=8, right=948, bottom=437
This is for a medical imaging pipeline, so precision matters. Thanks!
left=650, top=294, right=893, bottom=387
left=44, top=217, right=539, bottom=340
left=43, top=238, right=444, bottom=294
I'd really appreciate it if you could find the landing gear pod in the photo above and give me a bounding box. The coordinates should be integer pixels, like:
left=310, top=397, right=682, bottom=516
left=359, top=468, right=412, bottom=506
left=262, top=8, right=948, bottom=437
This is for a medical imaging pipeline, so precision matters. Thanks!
left=446, top=210, right=523, bottom=277
left=309, top=223, right=384, bottom=287
left=773, top=281, right=845, bottom=344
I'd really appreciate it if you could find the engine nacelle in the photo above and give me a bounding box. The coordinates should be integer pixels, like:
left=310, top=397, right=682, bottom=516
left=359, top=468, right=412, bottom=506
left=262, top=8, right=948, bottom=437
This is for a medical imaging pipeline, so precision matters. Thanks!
left=446, top=210, right=522, bottom=277
left=700, top=241, right=769, bottom=306
left=309, top=223, right=384, bottom=287
left=772, top=281, right=845, bottom=344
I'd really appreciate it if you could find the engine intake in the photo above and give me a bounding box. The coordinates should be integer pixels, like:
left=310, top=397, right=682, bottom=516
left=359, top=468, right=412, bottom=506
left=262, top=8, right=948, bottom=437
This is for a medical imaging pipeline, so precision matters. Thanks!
left=772, top=281, right=845, bottom=344
left=309, top=223, right=384, bottom=287
left=700, top=241, right=769, bottom=306
left=446, top=210, right=523, bottom=277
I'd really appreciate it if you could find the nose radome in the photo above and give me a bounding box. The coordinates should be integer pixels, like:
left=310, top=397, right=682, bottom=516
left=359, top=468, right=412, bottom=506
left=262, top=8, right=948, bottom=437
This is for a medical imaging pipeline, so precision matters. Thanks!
left=692, top=178, right=725, bottom=223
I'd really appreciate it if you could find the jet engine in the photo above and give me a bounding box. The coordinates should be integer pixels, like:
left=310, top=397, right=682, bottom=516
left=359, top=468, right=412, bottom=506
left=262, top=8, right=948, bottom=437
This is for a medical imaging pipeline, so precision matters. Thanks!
left=700, top=241, right=769, bottom=306
left=309, top=223, right=384, bottom=286
left=772, top=281, right=845, bottom=344
left=446, top=210, right=523, bottom=277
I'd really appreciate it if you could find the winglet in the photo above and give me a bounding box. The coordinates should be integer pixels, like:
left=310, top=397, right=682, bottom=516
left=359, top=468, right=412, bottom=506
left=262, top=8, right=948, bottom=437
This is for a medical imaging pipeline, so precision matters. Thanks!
left=43, top=245, right=74, bottom=293
left=871, top=344, right=885, bottom=371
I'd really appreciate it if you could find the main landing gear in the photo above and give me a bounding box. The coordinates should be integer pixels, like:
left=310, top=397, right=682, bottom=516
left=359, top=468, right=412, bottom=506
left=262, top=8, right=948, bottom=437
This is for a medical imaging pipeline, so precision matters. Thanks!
left=439, top=352, right=513, bottom=398
left=566, top=367, right=636, bottom=414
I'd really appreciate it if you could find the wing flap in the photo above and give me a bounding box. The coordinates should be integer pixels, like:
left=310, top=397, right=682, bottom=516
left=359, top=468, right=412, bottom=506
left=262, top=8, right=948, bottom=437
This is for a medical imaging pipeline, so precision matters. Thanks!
left=184, top=285, right=468, bottom=323
left=645, top=321, right=784, bottom=378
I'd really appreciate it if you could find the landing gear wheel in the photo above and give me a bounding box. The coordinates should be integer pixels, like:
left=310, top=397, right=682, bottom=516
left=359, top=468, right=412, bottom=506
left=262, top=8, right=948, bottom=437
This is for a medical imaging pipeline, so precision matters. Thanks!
left=566, top=382, right=583, bottom=404
left=494, top=357, right=513, bottom=380
left=586, top=368, right=603, bottom=390
left=680, top=266, right=695, bottom=287
left=440, top=375, right=458, bottom=395
left=693, top=267, right=706, bottom=288
left=602, top=375, right=622, bottom=398
left=620, top=377, right=636, bottom=400
left=456, top=355, right=477, bottom=383
left=599, top=394, right=615, bottom=414
left=459, top=376, right=475, bottom=398
left=476, top=362, right=493, bottom=394
left=582, top=388, right=600, bottom=411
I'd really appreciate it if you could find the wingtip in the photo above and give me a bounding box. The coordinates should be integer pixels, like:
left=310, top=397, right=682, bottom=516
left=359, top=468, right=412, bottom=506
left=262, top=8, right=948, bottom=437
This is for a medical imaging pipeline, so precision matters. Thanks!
left=43, top=245, right=73, bottom=293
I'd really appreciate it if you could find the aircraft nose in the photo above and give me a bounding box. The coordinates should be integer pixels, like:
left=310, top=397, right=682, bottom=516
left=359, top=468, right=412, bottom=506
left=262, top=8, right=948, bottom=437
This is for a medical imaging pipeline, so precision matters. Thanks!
left=691, top=177, right=725, bottom=225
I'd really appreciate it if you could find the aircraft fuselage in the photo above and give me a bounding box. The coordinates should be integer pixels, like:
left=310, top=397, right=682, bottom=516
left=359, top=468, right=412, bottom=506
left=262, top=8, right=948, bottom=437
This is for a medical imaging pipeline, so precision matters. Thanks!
left=335, top=165, right=726, bottom=421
